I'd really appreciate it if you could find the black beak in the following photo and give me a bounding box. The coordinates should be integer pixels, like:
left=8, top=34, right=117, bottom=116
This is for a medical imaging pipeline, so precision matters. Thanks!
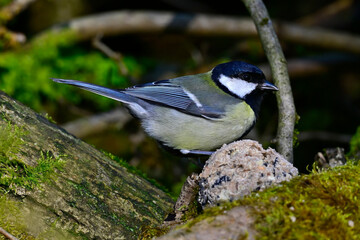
left=259, top=81, right=278, bottom=91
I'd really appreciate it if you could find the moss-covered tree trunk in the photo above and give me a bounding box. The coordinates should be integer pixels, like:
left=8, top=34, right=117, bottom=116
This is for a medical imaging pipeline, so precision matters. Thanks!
left=0, top=91, right=173, bottom=239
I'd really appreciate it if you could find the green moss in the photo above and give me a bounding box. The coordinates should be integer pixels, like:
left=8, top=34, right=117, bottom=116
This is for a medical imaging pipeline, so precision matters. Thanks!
left=0, top=120, right=65, bottom=193
left=348, top=126, right=360, bottom=158
left=180, top=161, right=360, bottom=239
left=0, top=0, right=12, bottom=7
left=140, top=185, right=202, bottom=238
left=179, top=192, right=202, bottom=223
left=138, top=225, right=171, bottom=239
left=0, top=117, right=27, bottom=156
left=0, top=195, right=83, bottom=240
left=260, top=18, right=269, bottom=25
left=0, top=196, right=37, bottom=240
left=68, top=180, right=125, bottom=225
left=293, top=113, right=300, bottom=148
left=103, top=151, right=174, bottom=200
left=43, top=113, right=57, bottom=124
left=0, top=30, right=138, bottom=112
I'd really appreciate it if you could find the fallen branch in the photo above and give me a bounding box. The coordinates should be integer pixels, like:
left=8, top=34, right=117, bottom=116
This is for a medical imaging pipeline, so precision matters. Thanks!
left=45, top=10, right=360, bottom=54
left=242, top=0, right=296, bottom=163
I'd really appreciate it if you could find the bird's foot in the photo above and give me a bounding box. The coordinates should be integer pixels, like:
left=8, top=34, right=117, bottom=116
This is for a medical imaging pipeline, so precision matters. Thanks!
left=180, top=149, right=214, bottom=155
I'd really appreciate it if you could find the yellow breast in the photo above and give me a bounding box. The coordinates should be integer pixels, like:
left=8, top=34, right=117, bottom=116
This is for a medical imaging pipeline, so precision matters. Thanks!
left=143, top=102, right=256, bottom=151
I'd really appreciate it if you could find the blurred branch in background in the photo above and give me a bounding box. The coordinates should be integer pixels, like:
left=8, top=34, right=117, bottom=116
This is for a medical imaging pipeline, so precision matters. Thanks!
left=61, top=108, right=131, bottom=138
left=298, top=0, right=353, bottom=26
left=298, top=131, right=352, bottom=144
left=44, top=10, right=360, bottom=54
left=0, top=0, right=37, bottom=24
left=259, top=53, right=360, bottom=80
left=92, top=33, right=129, bottom=76
left=255, top=131, right=353, bottom=145
left=276, top=23, right=360, bottom=54
left=0, top=0, right=37, bottom=48
left=241, top=0, right=295, bottom=163
left=0, top=26, right=25, bottom=48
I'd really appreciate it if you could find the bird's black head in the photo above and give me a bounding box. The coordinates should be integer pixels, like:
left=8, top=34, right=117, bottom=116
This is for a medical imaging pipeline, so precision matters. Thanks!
left=211, top=61, right=278, bottom=115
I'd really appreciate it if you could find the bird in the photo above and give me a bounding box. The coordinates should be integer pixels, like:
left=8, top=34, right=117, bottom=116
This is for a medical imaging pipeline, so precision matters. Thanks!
left=52, top=61, right=278, bottom=155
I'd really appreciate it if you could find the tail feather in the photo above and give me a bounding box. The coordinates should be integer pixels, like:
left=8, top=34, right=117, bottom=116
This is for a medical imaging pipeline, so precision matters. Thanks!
left=52, top=78, right=136, bottom=104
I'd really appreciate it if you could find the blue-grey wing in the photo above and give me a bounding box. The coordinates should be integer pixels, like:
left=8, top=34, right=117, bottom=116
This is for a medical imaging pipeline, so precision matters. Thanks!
left=52, top=78, right=224, bottom=119
left=124, top=80, right=224, bottom=118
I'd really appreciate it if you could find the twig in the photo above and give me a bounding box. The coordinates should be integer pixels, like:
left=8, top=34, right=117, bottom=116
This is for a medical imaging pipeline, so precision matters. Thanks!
left=0, top=0, right=37, bottom=24
left=298, top=0, right=353, bottom=26
left=45, top=10, right=360, bottom=54
left=0, top=226, right=19, bottom=240
left=92, top=34, right=129, bottom=76
left=0, top=26, right=26, bottom=48
left=241, top=0, right=296, bottom=163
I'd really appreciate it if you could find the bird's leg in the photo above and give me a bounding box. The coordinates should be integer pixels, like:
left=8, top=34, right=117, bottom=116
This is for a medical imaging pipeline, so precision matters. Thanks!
left=180, top=149, right=214, bottom=155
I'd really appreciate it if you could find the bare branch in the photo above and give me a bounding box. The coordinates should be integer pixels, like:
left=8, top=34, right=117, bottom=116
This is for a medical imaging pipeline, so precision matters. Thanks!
left=277, top=22, right=360, bottom=54
left=0, top=26, right=26, bottom=48
left=298, top=0, right=353, bottom=26
left=61, top=108, right=131, bottom=138
left=259, top=53, right=359, bottom=80
left=0, top=0, right=37, bottom=24
left=46, top=11, right=360, bottom=54
left=241, top=0, right=296, bottom=163
left=92, top=34, right=129, bottom=76
left=0, top=226, right=19, bottom=240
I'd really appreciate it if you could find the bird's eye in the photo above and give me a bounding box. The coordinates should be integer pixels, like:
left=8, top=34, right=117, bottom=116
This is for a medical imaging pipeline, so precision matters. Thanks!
left=241, top=73, right=252, bottom=81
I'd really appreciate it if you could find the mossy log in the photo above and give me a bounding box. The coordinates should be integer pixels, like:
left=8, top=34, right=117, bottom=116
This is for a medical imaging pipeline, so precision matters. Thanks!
left=155, top=161, right=360, bottom=240
left=0, top=91, right=174, bottom=239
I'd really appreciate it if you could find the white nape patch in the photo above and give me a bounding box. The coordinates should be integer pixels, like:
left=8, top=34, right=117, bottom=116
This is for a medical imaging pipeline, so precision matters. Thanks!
left=183, top=88, right=203, bottom=107
left=219, top=74, right=257, bottom=98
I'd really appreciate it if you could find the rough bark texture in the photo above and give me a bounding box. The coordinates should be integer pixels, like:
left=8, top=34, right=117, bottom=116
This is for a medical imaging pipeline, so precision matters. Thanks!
left=157, top=206, right=256, bottom=240
left=0, top=91, right=173, bottom=239
left=242, top=0, right=296, bottom=163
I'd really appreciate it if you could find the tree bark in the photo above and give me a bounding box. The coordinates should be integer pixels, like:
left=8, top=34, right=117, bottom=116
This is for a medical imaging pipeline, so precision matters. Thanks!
left=0, top=91, right=173, bottom=239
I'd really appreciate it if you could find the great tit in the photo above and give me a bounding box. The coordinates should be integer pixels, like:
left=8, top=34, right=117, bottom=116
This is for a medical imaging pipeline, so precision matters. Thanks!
left=52, top=61, right=278, bottom=155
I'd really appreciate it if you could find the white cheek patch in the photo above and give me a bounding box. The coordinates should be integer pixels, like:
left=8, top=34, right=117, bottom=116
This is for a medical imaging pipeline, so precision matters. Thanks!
left=219, top=74, right=257, bottom=98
